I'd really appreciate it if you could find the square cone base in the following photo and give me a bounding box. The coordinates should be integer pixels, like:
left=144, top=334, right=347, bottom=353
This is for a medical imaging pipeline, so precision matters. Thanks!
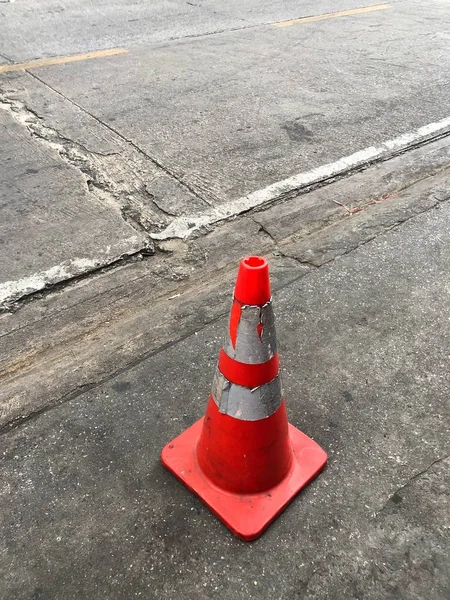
left=161, top=417, right=327, bottom=541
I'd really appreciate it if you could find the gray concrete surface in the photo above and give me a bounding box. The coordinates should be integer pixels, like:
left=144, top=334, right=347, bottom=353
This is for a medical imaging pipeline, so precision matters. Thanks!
left=0, top=0, right=377, bottom=61
left=2, top=0, right=450, bottom=305
left=1, top=196, right=449, bottom=599
left=11, top=1, right=450, bottom=202
left=1, top=2, right=450, bottom=596
left=0, top=104, right=151, bottom=306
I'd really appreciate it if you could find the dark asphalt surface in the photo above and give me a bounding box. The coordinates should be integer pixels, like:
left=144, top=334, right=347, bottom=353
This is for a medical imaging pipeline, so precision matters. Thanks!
left=1, top=198, right=449, bottom=599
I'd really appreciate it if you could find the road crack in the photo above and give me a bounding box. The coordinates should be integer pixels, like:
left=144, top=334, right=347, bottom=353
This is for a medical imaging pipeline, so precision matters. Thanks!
left=28, top=71, right=213, bottom=207
left=0, top=92, right=167, bottom=237
left=377, top=454, right=450, bottom=515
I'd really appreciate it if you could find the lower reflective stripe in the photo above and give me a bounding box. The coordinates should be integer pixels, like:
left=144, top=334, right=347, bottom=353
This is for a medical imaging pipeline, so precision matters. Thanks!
left=211, top=368, right=283, bottom=421
left=218, top=348, right=279, bottom=388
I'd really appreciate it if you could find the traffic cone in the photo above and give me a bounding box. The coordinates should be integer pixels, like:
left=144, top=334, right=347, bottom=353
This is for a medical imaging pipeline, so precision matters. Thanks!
left=161, top=256, right=327, bottom=541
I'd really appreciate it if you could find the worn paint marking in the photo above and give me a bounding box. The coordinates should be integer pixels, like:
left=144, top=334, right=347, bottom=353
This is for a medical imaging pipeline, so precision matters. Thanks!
left=151, top=116, right=450, bottom=240
left=0, top=48, right=128, bottom=74
left=274, top=4, right=390, bottom=28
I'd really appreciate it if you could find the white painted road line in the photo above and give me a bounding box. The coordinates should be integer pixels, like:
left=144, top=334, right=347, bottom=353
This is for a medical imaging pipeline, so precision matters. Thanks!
left=151, top=116, right=450, bottom=241
left=0, top=244, right=144, bottom=309
left=0, top=260, right=102, bottom=308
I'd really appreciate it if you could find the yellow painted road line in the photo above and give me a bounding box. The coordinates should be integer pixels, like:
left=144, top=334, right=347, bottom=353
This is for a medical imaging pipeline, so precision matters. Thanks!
left=0, top=48, right=128, bottom=74
left=274, top=4, right=390, bottom=28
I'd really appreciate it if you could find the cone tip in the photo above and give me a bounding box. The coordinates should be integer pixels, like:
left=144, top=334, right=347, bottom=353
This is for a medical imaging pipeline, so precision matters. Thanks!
left=234, top=255, right=271, bottom=305
left=243, top=255, right=267, bottom=267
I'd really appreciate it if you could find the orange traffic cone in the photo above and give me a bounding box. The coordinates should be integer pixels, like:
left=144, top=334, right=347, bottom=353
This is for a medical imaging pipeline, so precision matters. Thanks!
left=161, top=256, right=327, bottom=541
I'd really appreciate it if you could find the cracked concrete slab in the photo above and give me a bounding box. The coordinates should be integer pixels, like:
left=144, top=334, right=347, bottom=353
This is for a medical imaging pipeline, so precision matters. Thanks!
left=3, top=2, right=450, bottom=244
left=1, top=193, right=449, bottom=599
left=1, top=138, right=449, bottom=427
left=253, top=135, right=450, bottom=242
left=279, top=169, right=450, bottom=267
left=24, top=0, right=450, bottom=207
left=0, top=105, right=151, bottom=308
left=1, top=73, right=212, bottom=231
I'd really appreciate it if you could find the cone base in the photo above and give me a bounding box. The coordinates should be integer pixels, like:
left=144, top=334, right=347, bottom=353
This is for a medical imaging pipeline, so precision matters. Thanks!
left=161, top=417, right=327, bottom=541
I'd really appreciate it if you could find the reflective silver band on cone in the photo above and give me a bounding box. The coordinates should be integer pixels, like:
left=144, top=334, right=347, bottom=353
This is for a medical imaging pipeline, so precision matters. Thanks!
left=225, top=301, right=277, bottom=364
left=211, top=368, right=283, bottom=421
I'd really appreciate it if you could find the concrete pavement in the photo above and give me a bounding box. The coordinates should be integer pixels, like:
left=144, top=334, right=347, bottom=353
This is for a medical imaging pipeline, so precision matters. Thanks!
left=2, top=0, right=450, bottom=306
left=2, top=134, right=450, bottom=427
left=1, top=1, right=450, bottom=596
left=0, top=0, right=385, bottom=60
left=1, top=185, right=449, bottom=599
left=31, top=1, right=448, bottom=201
left=0, top=105, right=152, bottom=306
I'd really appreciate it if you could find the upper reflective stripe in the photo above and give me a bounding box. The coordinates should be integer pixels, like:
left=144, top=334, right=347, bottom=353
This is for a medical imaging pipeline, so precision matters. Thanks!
left=225, top=300, right=277, bottom=365
left=211, top=368, right=283, bottom=421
